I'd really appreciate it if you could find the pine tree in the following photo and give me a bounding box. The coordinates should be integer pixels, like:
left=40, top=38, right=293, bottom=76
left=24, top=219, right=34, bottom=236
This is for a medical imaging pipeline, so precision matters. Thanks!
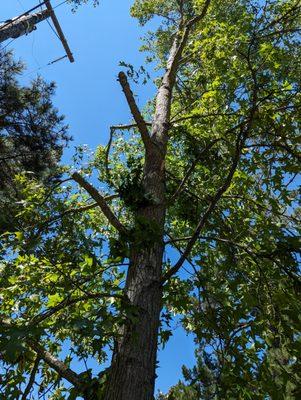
left=0, top=49, right=69, bottom=232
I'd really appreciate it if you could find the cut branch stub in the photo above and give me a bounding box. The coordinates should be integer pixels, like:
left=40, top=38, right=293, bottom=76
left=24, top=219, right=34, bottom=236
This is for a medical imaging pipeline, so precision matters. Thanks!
left=117, top=71, right=153, bottom=150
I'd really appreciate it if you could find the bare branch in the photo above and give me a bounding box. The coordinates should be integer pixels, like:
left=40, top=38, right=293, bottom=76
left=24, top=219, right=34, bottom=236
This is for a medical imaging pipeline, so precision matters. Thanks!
left=72, top=172, right=128, bottom=235
left=164, top=233, right=196, bottom=269
left=105, top=123, right=152, bottom=179
left=171, top=111, right=239, bottom=124
left=117, top=72, right=152, bottom=149
left=245, top=142, right=301, bottom=162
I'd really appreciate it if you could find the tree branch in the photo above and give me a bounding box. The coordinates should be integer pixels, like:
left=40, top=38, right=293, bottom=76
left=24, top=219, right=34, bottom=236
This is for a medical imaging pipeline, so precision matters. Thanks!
left=167, top=0, right=211, bottom=78
left=117, top=72, right=152, bottom=149
left=163, top=131, right=244, bottom=282
left=28, top=340, right=83, bottom=389
left=150, top=0, right=211, bottom=146
left=72, top=172, right=128, bottom=235
left=105, top=123, right=152, bottom=179
left=21, top=355, right=40, bottom=400
left=30, top=292, right=125, bottom=325
left=187, top=0, right=211, bottom=28
left=169, top=139, right=220, bottom=202
left=1, top=319, right=83, bottom=390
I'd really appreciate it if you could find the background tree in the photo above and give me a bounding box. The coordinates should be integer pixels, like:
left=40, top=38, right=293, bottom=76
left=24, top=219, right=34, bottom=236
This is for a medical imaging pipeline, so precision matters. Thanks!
left=0, top=1, right=300, bottom=399
left=0, top=48, right=69, bottom=233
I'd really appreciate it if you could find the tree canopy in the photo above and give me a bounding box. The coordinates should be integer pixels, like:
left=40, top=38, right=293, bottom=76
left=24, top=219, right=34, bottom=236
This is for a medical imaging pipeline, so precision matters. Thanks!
left=0, top=1, right=300, bottom=399
left=0, top=49, right=69, bottom=233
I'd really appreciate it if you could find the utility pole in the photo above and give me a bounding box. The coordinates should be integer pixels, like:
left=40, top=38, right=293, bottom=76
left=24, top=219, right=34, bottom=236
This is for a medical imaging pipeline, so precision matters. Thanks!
left=44, top=0, right=74, bottom=63
left=0, top=10, right=50, bottom=44
left=0, top=1, right=74, bottom=63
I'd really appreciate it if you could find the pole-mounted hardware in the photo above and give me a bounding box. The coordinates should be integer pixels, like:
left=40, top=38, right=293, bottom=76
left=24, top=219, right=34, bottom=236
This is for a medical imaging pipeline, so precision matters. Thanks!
left=0, top=0, right=74, bottom=63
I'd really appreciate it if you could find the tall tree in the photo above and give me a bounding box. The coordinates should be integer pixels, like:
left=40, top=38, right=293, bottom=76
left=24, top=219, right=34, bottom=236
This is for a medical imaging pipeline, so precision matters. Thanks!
left=0, top=49, right=69, bottom=232
left=0, top=1, right=300, bottom=399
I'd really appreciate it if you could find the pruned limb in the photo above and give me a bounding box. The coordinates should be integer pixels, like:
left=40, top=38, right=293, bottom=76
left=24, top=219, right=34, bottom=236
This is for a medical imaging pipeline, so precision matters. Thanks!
left=117, top=72, right=152, bottom=149
left=21, top=355, right=40, bottom=400
left=72, top=172, right=128, bottom=235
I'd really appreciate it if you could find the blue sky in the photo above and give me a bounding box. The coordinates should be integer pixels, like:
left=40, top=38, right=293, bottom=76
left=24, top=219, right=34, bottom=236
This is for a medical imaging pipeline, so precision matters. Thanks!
left=2, top=0, right=195, bottom=394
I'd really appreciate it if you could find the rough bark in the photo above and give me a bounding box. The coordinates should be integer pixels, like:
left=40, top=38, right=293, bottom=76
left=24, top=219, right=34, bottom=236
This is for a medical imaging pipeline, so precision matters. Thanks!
left=104, top=140, right=166, bottom=400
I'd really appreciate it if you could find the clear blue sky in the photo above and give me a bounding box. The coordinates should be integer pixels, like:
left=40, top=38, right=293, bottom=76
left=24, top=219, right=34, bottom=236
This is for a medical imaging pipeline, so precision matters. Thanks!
left=2, top=0, right=195, bottom=394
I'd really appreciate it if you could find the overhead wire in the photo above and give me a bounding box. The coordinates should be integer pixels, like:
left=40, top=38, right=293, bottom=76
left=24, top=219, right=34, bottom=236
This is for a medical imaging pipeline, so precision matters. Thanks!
left=17, top=0, right=26, bottom=12
left=0, top=1, right=49, bottom=31
left=31, top=25, right=42, bottom=69
left=1, top=38, right=16, bottom=51
left=0, top=0, right=69, bottom=31
left=39, top=0, right=61, bottom=41
left=53, top=0, right=69, bottom=11
left=0, top=0, right=70, bottom=67
left=23, top=55, right=68, bottom=78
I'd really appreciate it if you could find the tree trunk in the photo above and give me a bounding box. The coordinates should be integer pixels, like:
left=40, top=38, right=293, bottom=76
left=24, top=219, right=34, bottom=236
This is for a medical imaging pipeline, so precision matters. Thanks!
left=103, top=9, right=200, bottom=396
left=104, top=144, right=166, bottom=400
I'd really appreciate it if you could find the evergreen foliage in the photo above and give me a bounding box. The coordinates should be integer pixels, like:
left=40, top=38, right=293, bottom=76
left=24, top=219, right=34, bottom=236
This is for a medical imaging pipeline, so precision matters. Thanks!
left=0, top=49, right=69, bottom=232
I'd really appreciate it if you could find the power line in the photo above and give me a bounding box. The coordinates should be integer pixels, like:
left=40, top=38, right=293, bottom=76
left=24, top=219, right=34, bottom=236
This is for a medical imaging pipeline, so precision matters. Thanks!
left=38, top=0, right=61, bottom=41
left=0, top=1, right=49, bottom=31
left=45, top=15, right=61, bottom=40
left=0, top=0, right=73, bottom=63
left=1, top=38, right=16, bottom=51
left=0, top=0, right=68, bottom=32
left=23, top=54, right=68, bottom=78
left=53, top=0, right=69, bottom=11
left=17, top=0, right=26, bottom=12
left=31, top=27, right=41, bottom=69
